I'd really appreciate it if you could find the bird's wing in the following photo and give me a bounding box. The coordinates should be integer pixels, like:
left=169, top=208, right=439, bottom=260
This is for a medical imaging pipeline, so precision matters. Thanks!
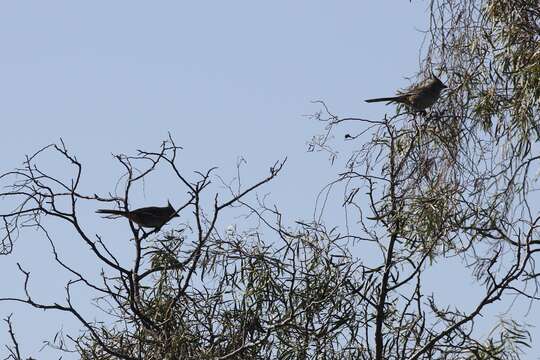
left=398, top=84, right=423, bottom=96
left=132, top=208, right=163, bottom=219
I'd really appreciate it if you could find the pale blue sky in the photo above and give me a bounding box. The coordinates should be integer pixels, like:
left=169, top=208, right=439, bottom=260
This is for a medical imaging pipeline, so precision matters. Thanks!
left=0, top=2, right=537, bottom=359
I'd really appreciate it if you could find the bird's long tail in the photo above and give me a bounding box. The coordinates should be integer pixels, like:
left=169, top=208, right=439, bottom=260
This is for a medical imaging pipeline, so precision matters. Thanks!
left=365, top=96, right=402, bottom=103
left=96, top=209, right=129, bottom=216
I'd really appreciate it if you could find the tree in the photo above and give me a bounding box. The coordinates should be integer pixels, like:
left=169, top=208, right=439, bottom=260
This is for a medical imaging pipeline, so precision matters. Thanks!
left=2, top=0, right=539, bottom=359
left=309, top=0, right=539, bottom=358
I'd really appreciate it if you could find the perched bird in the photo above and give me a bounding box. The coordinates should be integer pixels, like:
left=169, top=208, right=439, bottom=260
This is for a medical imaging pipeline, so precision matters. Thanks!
left=365, top=75, right=447, bottom=112
left=96, top=201, right=179, bottom=229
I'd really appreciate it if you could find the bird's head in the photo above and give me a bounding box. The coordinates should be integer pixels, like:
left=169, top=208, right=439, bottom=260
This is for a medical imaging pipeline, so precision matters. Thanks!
left=430, top=72, right=448, bottom=90
left=167, top=200, right=180, bottom=217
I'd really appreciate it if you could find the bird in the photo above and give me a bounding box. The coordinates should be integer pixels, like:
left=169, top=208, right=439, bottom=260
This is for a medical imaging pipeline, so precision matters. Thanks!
left=96, top=201, right=179, bottom=229
left=365, top=75, right=447, bottom=112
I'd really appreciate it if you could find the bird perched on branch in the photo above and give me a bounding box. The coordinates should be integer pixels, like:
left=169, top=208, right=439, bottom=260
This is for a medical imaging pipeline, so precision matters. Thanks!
left=96, top=201, right=179, bottom=229
left=365, top=75, right=447, bottom=112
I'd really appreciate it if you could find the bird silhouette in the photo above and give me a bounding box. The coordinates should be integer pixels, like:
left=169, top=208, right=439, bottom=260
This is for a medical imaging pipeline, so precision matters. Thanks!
left=96, top=201, right=178, bottom=229
left=365, top=75, right=447, bottom=112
